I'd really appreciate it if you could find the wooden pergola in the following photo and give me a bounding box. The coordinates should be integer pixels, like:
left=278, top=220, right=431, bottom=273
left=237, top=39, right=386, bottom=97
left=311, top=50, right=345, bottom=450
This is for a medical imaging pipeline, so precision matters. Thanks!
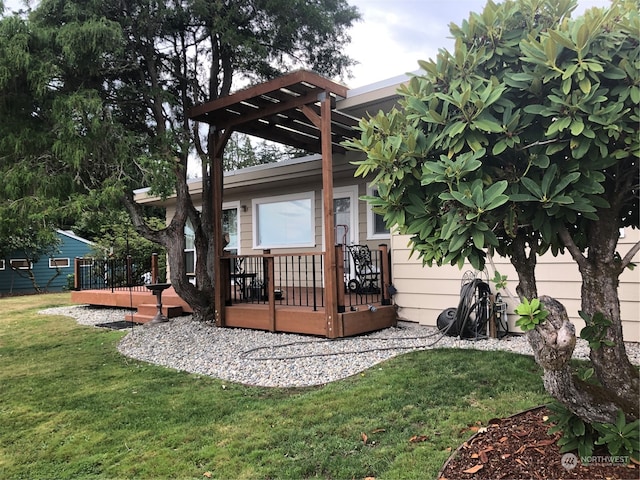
left=188, top=70, right=395, bottom=338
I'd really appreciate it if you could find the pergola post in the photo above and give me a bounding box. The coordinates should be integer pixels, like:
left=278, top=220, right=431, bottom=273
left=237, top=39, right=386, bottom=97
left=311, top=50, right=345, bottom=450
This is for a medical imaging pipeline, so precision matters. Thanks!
left=211, top=129, right=231, bottom=327
left=319, top=92, right=341, bottom=338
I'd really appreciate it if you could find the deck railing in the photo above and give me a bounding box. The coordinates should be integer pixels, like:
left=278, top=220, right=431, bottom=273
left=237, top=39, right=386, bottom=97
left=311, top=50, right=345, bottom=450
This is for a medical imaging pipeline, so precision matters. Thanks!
left=223, top=245, right=390, bottom=310
left=74, top=254, right=160, bottom=292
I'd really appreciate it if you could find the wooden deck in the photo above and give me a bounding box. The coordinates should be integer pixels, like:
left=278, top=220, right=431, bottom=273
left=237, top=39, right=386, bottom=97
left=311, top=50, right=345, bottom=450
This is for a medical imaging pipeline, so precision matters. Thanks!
left=71, top=287, right=193, bottom=312
left=70, top=287, right=397, bottom=337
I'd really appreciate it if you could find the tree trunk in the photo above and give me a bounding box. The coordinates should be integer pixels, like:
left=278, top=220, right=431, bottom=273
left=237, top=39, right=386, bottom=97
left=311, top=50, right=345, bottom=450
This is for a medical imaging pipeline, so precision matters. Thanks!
left=556, top=211, right=640, bottom=421
left=509, top=232, right=538, bottom=299
left=122, top=182, right=217, bottom=323
left=580, top=249, right=639, bottom=420
left=528, top=296, right=627, bottom=424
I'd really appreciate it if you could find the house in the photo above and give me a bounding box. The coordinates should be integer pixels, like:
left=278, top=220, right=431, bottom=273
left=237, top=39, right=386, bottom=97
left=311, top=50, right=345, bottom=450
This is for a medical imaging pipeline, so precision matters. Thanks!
left=0, top=229, right=93, bottom=295
left=131, top=70, right=639, bottom=341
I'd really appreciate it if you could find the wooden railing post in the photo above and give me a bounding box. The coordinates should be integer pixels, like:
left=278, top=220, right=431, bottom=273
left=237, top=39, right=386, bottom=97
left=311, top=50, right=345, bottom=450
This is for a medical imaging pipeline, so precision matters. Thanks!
left=221, top=255, right=232, bottom=307
left=74, top=257, right=81, bottom=290
left=335, top=244, right=345, bottom=313
left=379, top=244, right=391, bottom=305
left=151, top=253, right=159, bottom=284
left=263, top=250, right=276, bottom=332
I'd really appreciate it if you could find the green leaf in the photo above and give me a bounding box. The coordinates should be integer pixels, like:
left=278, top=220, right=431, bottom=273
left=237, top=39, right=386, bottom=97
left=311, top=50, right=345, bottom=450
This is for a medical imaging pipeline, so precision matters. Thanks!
left=492, top=140, right=508, bottom=155
left=473, top=230, right=485, bottom=249
left=472, top=118, right=503, bottom=133
left=570, top=118, right=585, bottom=136
left=521, top=177, right=543, bottom=198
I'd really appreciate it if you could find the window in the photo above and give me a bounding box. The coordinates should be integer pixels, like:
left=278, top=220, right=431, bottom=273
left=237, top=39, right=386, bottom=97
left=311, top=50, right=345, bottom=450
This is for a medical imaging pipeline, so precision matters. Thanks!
left=253, top=191, right=315, bottom=249
left=184, top=220, right=196, bottom=276
left=223, top=203, right=240, bottom=255
left=366, top=186, right=390, bottom=239
left=49, top=258, right=70, bottom=268
left=79, top=258, right=93, bottom=268
left=10, top=259, right=31, bottom=270
left=0, top=259, right=4, bottom=270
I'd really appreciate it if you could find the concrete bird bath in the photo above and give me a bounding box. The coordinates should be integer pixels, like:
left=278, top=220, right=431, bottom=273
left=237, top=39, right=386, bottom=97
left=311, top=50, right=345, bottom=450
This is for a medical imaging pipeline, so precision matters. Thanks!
left=146, top=283, right=171, bottom=324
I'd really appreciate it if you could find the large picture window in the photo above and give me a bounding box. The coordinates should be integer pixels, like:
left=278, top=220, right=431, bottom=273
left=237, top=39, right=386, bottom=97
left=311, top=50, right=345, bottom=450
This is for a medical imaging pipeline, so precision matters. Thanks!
left=253, top=192, right=315, bottom=249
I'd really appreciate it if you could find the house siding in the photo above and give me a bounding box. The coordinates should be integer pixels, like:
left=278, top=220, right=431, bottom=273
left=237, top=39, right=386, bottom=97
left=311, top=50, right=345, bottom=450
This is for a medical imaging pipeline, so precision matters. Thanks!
left=0, top=231, right=92, bottom=295
left=390, top=229, right=640, bottom=343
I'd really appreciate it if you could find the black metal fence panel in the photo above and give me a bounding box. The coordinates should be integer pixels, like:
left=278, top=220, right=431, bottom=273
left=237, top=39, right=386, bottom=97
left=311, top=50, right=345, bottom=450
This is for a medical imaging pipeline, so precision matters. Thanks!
left=75, top=256, right=153, bottom=292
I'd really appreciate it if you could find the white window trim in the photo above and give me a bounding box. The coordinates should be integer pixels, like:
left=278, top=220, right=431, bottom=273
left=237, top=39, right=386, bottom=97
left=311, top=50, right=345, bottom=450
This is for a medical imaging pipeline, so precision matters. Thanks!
left=252, top=191, right=316, bottom=249
left=184, top=219, right=196, bottom=276
left=366, top=185, right=391, bottom=240
left=321, top=185, right=360, bottom=248
left=10, top=259, right=32, bottom=270
left=49, top=258, right=70, bottom=268
left=223, top=201, right=241, bottom=254
left=0, top=259, right=4, bottom=270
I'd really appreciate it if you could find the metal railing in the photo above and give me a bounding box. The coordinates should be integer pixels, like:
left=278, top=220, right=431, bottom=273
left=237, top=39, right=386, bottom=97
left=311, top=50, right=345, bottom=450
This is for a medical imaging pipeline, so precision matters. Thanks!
left=224, top=246, right=388, bottom=310
left=74, top=255, right=158, bottom=292
left=226, top=252, right=325, bottom=310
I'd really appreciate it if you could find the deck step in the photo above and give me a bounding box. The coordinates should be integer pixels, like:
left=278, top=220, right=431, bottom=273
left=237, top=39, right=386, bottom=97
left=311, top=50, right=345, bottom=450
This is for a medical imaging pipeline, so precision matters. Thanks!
left=125, top=304, right=184, bottom=324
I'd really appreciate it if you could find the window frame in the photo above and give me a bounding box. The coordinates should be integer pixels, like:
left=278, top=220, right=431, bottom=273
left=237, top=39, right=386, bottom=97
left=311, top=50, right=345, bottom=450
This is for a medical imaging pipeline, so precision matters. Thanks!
left=252, top=191, right=316, bottom=249
left=366, top=186, right=391, bottom=240
left=49, top=258, right=70, bottom=269
left=223, top=201, right=241, bottom=255
left=10, top=259, right=32, bottom=270
left=184, top=219, right=196, bottom=276
left=0, top=259, right=4, bottom=270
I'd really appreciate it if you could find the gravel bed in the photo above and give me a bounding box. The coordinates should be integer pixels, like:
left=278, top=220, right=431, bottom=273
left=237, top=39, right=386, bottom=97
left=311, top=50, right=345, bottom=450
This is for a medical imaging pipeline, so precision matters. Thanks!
left=41, top=305, right=640, bottom=388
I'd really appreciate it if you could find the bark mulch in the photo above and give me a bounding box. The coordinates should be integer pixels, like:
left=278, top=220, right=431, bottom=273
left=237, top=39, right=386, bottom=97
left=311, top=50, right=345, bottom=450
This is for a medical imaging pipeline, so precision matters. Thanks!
left=438, top=406, right=639, bottom=480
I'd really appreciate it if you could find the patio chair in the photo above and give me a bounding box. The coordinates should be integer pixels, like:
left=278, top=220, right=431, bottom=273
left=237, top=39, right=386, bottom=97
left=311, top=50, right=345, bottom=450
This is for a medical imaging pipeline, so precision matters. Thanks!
left=345, top=244, right=380, bottom=293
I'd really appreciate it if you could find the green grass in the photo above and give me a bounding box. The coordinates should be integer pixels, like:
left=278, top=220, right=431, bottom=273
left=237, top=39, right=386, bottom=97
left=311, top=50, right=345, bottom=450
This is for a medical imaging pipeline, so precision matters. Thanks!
left=0, top=293, right=550, bottom=479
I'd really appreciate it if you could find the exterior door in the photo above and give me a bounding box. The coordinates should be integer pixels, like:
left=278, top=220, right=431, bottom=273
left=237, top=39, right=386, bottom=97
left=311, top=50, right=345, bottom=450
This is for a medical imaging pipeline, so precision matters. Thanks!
left=333, top=186, right=359, bottom=283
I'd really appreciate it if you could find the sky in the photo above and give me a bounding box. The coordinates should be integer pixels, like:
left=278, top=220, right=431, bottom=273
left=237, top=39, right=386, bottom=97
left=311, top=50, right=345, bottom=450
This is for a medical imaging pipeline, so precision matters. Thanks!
left=3, top=0, right=611, bottom=89
left=344, top=0, right=612, bottom=88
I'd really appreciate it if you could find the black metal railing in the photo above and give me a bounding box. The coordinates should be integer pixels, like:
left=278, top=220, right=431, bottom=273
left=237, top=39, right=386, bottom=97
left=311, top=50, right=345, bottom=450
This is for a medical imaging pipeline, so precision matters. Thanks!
left=226, top=248, right=384, bottom=310
left=343, top=246, right=384, bottom=308
left=75, top=256, right=154, bottom=292
left=227, top=253, right=325, bottom=310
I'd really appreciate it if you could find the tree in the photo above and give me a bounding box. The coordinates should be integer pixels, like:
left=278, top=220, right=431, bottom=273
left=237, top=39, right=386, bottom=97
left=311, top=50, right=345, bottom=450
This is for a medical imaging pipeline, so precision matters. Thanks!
left=0, top=223, right=61, bottom=293
left=0, top=0, right=359, bottom=319
left=346, top=0, right=639, bottom=424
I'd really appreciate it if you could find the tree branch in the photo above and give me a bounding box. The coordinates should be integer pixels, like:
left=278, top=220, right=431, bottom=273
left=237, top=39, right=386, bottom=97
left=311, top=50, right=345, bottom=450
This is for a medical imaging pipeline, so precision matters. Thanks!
left=621, top=239, right=640, bottom=270
left=557, top=225, right=587, bottom=270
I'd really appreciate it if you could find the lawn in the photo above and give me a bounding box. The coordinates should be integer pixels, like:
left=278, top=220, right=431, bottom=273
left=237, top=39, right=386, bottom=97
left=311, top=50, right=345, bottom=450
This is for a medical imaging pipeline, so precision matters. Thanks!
left=0, top=293, right=549, bottom=479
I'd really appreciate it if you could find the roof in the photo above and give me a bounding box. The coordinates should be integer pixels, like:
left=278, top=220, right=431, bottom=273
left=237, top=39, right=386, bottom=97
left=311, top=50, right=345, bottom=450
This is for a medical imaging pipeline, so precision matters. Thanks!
left=188, top=70, right=361, bottom=154
left=56, top=230, right=93, bottom=245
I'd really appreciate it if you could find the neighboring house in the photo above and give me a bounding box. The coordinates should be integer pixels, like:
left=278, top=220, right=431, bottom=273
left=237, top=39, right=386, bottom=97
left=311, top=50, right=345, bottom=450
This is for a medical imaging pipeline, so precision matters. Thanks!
left=135, top=71, right=640, bottom=342
left=0, top=230, right=92, bottom=295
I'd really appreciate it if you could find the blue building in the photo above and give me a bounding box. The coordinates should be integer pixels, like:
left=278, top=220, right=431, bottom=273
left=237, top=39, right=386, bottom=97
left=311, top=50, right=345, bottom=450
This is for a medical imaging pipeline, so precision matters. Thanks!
left=0, top=230, right=93, bottom=295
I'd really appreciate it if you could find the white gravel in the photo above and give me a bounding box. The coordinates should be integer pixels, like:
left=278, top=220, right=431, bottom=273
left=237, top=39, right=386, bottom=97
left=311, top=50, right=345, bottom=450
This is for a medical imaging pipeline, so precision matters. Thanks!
left=40, top=305, right=640, bottom=388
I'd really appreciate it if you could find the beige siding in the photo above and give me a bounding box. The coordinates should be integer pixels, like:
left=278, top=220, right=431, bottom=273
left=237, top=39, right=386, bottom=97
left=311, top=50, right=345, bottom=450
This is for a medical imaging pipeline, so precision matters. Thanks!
left=391, top=230, right=640, bottom=342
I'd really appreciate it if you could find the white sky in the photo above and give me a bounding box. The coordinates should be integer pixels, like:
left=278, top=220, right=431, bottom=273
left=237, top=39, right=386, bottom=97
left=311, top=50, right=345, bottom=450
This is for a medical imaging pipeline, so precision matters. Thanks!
left=3, top=0, right=611, bottom=89
left=345, top=0, right=612, bottom=88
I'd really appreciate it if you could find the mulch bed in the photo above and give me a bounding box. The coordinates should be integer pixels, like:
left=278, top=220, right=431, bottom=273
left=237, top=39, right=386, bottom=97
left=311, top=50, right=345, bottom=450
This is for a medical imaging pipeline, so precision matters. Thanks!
left=438, top=406, right=639, bottom=480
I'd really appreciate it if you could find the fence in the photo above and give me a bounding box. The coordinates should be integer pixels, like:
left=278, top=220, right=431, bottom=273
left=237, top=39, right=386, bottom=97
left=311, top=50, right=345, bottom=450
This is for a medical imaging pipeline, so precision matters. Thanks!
left=74, top=254, right=160, bottom=292
left=224, top=246, right=387, bottom=310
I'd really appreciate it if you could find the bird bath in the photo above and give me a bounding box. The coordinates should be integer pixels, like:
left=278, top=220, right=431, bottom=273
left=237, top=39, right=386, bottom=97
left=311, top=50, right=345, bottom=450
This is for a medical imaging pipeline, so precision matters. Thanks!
left=146, top=283, right=171, bottom=324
